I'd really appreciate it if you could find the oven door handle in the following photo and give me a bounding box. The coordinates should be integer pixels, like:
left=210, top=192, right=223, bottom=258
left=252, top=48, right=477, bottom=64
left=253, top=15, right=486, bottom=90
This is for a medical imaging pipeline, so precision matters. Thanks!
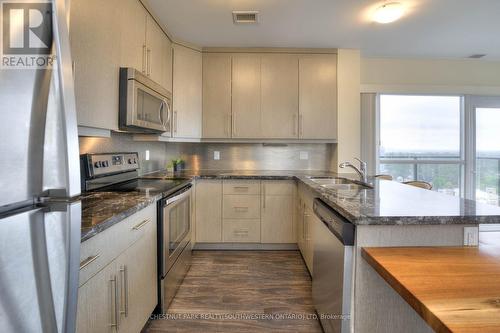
left=164, top=186, right=192, bottom=206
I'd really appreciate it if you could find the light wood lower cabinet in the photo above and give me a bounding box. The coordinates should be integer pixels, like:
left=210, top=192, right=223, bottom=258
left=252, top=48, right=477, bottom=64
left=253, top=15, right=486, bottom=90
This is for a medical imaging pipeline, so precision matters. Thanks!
left=77, top=262, right=117, bottom=333
left=261, top=181, right=296, bottom=243
left=195, top=180, right=222, bottom=242
left=195, top=179, right=296, bottom=244
left=223, top=219, right=261, bottom=242
left=297, top=184, right=315, bottom=274
left=77, top=205, right=156, bottom=333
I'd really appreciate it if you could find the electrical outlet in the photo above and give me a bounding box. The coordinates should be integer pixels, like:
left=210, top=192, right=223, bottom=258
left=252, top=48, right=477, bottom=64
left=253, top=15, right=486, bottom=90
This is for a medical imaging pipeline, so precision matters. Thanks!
left=299, top=151, right=309, bottom=160
left=145, top=150, right=150, bottom=161
left=214, top=151, right=220, bottom=160
left=463, top=227, right=479, bottom=246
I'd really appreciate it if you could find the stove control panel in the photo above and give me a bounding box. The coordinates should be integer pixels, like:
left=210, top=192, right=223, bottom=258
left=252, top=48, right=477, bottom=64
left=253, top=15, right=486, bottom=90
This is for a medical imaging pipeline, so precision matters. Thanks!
left=81, top=152, right=139, bottom=178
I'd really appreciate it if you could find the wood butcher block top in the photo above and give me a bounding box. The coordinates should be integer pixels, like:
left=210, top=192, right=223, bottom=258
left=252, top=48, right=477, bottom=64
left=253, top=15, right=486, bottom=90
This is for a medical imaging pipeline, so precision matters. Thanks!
left=362, top=246, right=500, bottom=333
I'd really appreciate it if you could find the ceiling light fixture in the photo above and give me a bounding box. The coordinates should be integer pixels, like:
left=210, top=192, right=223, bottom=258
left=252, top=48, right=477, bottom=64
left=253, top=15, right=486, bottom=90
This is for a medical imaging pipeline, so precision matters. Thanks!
left=373, top=2, right=405, bottom=24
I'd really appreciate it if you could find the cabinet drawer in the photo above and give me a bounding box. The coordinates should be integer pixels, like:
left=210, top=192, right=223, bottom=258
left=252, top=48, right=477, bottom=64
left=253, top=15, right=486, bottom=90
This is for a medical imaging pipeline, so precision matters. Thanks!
left=79, top=203, right=155, bottom=286
left=223, top=180, right=261, bottom=195
left=223, top=195, right=260, bottom=219
left=223, top=219, right=261, bottom=242
left=262, top=180, right=295, bottom=196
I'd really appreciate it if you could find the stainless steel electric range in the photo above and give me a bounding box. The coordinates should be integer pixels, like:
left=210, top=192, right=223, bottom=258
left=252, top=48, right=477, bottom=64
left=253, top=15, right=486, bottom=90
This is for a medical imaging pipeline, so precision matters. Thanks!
left=80, top=152, right=193, bottom=314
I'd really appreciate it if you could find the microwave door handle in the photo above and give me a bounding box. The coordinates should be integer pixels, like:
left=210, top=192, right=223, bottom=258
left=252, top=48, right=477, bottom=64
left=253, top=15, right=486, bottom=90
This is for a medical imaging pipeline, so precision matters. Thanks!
left=164, top=100, right=171, bottom=132
left=158, top=101, right=165, bottom=130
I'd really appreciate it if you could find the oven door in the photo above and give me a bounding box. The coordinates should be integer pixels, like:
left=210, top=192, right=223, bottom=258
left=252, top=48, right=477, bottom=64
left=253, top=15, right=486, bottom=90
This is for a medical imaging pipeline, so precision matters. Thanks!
left=161, top=186, right=191, bottom=277
left=124, top=77, right=172, bottom=134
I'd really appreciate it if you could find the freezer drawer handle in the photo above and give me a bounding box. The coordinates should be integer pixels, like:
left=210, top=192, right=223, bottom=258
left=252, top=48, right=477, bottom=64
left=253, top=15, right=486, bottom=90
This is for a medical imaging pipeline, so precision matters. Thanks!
left=79, top=254, right=101, bottom=270
left=132, top=219, right=151, bottom=231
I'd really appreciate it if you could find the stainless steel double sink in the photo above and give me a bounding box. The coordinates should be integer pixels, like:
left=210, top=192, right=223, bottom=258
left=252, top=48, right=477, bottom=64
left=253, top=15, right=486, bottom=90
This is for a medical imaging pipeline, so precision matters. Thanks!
left=307, top=176, right=373, bottom=190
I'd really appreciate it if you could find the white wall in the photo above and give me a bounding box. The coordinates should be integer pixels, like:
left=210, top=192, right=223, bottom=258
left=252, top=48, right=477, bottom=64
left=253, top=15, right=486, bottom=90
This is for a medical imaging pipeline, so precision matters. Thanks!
left=361, top=57, right=500, bottom=95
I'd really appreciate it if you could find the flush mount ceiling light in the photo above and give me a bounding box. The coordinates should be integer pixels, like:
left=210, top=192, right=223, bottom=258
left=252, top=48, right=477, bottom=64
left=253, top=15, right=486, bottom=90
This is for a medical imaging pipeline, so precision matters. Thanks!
left=373, top=2, right=405, bottom=23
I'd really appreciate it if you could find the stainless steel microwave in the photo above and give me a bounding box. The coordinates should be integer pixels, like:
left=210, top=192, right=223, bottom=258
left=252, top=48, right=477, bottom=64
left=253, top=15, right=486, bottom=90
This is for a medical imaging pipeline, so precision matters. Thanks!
left=119, top=67, right=172, bottom=134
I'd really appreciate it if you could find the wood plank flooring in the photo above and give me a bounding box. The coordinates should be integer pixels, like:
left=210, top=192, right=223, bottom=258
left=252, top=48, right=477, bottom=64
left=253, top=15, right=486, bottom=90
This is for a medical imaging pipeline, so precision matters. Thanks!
left=143, top=250, right=322, bottom=333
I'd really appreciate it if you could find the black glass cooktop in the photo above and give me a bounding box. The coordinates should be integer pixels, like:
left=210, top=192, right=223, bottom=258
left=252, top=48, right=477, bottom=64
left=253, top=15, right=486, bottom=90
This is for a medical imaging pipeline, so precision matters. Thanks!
left=100, top=178, right=188, bottom=195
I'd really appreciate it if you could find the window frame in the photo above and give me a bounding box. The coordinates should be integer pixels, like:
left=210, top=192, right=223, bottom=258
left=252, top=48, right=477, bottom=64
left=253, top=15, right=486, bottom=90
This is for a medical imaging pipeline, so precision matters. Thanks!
left=376, top=93, right=466, bottom=196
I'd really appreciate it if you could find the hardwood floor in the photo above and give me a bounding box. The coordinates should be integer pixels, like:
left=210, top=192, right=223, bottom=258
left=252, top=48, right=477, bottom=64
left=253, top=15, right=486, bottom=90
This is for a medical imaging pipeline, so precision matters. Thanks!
left=143, top=250, right=323, bottom=333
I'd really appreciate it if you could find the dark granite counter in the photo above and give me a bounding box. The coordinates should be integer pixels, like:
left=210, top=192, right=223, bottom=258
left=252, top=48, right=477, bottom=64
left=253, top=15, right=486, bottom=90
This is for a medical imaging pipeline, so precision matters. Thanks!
left=81, top=169, right=500, bottom=242
left=146, top=169, right=500, bottom=225
left=80, top=179, right=191, bottom=242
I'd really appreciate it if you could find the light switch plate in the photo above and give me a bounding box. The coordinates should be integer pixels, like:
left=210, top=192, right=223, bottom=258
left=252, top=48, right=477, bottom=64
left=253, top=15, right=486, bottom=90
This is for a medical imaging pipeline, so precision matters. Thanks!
left=463, top=227, right=479, bottom=246
left=214, top=151, right=220, bottom=160
left=145, top=150, right=150, bottom=161
left=299, top=151, right=309, bottom=160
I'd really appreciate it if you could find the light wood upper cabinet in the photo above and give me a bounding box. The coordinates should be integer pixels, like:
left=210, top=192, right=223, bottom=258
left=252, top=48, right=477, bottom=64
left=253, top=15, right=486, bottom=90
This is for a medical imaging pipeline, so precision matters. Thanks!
left=173, top=44, right=202, bottom=138
left=195, top=180, right=222, bottom=242
left=119, top=0, right=147, bottom=73
left=299, top=54, right=338, bottom=139
left=163, top=37, right=173, bottom=92
left=231, top=54, right=262, bottom=138
left=261, top=54, right=299, bottom=139
left=70, top=0, right=120, bottom=131
left=146, top=17, right=167, bottom=86
left=202, top=53, right=232, bottom=138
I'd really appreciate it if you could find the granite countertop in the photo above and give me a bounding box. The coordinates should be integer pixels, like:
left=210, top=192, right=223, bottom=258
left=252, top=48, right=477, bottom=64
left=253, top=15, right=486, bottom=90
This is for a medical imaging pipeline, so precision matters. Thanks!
left=80, top=179, right=191, bottom=242
left=145, top=169, right=500, bottom=226
left=81, top=169, right=500, bottom=242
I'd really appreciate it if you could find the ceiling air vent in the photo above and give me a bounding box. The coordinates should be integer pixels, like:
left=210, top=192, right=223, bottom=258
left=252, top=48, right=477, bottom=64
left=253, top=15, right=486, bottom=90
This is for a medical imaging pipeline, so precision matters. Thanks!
left=232, top=11, right=259, bottom=24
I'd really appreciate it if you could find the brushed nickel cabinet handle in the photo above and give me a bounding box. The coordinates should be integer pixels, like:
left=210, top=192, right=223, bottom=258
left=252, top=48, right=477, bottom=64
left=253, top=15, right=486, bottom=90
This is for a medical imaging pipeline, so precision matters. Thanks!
left=147, top=48, right=151, bottom=76
left=293, top=114, right=298, bottom=136
left=173, top=110, right=178, bottom=133
left=233, top=186, right=249, bottom=190
left=132, top=219, right=151, bottom=231
left=119, top=266, right=129, bottom=317
left=299, top=114, right=303, bottom=138
left=79, top=254, right=100, bottom=270
left=232, top=112, right=236, bottom=136
left=262, top=184, right=266, bottom=209
left=109, top=275, right=118, bottom=328
left=234, top=206, right=249, bottom=212
left=142, top=45, right=147, bottom=73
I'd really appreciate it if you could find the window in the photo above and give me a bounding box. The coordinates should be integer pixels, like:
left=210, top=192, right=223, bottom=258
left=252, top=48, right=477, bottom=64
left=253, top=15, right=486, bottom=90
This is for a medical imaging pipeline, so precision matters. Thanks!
left=378, top=95, right=464, bottom=196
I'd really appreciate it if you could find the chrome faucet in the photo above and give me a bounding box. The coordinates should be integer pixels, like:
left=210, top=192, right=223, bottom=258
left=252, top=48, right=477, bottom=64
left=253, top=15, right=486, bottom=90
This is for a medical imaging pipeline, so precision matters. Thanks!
left=339, top=158, right=368, bottom=184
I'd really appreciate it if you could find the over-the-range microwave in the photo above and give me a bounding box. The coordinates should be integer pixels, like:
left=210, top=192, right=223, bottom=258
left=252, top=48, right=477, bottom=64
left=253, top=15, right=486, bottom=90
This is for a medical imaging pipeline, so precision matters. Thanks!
left=119, top=67, right=172, bottom=134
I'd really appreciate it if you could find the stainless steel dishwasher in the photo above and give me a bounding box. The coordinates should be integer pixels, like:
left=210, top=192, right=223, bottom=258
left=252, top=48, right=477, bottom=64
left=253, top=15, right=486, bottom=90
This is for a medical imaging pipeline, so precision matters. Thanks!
left=313, top=198, right=355, bottom=333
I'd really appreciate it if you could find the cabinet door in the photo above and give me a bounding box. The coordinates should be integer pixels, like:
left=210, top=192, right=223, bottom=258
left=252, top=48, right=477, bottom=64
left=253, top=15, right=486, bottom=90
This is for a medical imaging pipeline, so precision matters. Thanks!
left=195, top=180, right=222, bottom=242
left=299, top=54, right=337, bottom=139
left=173, top=44, right=202, bottom=138
left=70, top=0, right=120, bottom=131
left=120, top=0, right=147, bottom=73
left=202, top=53, right=232, bottom=138
left=76, top=262, right=118, bottom=333
left=115, top=219, right=157, bottom=333
left=296, top=199, right=305, bottom=252
left=261, top=181, right=295, bottom=243
left=232, top=54, right=262, bottom=138
left=162, top=36, right=173, bottom=92
left=146, top=16, right=166, bottom=86
left=261, top=54, right=299, bottom=139
left=303, top=206, right=315, bottom=274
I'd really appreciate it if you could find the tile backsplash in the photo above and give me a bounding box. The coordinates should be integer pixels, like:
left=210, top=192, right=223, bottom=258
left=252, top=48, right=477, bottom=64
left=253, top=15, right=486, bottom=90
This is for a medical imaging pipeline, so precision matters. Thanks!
left=79, top=132, right=335, bottom=174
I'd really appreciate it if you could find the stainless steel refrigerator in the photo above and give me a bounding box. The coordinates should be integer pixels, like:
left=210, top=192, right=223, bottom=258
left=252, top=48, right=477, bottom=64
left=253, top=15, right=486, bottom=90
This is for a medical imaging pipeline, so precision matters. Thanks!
left=0, top=0, right=81, bottom=332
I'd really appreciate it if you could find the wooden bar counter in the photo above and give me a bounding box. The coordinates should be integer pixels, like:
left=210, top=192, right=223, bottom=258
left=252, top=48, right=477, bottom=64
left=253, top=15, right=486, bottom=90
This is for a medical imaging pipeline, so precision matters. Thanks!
left=362, top=246, right=500, bottom=333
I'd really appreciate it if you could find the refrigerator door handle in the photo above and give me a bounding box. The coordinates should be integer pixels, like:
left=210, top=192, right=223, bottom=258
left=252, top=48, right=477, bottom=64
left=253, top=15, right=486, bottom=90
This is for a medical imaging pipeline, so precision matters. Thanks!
left=51, top=0, right=81, bottom=199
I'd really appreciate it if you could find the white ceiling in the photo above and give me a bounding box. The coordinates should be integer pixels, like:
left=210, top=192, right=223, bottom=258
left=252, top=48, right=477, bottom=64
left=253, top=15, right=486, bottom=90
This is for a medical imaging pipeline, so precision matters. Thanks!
left=145, top=0, right=500, bottom=60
